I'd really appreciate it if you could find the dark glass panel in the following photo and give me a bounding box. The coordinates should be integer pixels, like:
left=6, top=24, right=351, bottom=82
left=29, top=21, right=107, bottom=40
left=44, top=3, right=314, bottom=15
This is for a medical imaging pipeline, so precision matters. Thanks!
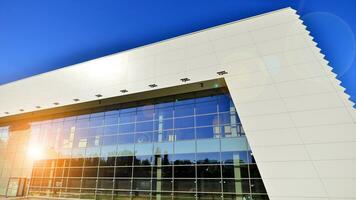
left=223, top=194, right=251, bottom=200
left=251, top=194, right=269, bottom=200
left=196, top=152, right=220, bottom=164
left=132, top=191, right=151, bottom=199
left=132, top=179, right=151, bottom=191
left=152, top=166, right=173, bottom=178
left=70, top=158, right=84, bottom=167
left=113, top=191, right=131, bottom=200
left=152, top=179, right=173, bottom=191
left=97, top=179, right=114, bottom=189
left=61, top=189, right=81, bottom=199
left=100, top=157, right=116, bottom=166
left=248, top=151, right=257, bottom=164
left=197, top=165, right=221, bottom=178
left=151, top=192, right=172, bottom=200
left=223, top=179, right=250, bottom=194
left=81, top=179, right=97, bottom=188
left=133, top=166, right=152, bottom=178
left=67, top=178, right=81, bottom=188
left=197, top=193, right=222, bottom=200
left=221, top=151, right=249, bottom=165
left=249, top=164, right=262, bottom=178
left=197, top=179, right=221, bottom=193
left=116, top=156, right=133, bottom=166
left=251, top=179, right=267, bottom=194
left=68, top=168, right=83, bottom=177
left=80, top=189, right=96, bottom=199
left=222, top=165, right=249, bottom=179
left=174, top=166, right=195, bottom=178
left=114, top=179, right=132, bottom=190
left=84, top=157, right=99, bottom=167
left=134, top=155, right=153, bottom=166
left=174, top=179, right=196, bottom=192
left=154, top=154, right=174, bottom=166
left=174, top=117, right=194, bottom=129
left=98, top=167, right=115, bottom=177
left=173, top=153, right=195, bottom=165
left=83, top=168, right=98, bottom=178
left=115, top=167, right=132, bottom=178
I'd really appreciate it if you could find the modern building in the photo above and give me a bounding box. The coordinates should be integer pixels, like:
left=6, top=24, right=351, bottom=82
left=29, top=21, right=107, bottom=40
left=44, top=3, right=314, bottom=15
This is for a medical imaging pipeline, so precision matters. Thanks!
left=0, top=7, right=355, bottom=200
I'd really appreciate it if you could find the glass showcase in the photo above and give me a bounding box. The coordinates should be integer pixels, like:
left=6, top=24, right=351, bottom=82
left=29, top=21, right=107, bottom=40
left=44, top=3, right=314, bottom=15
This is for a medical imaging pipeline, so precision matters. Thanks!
left=1, top=90, right=269, bottom=199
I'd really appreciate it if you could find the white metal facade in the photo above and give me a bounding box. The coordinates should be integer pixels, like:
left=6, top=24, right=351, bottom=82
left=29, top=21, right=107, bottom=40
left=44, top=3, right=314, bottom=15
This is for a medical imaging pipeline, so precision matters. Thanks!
left=0, top=7, right=355, bottom=200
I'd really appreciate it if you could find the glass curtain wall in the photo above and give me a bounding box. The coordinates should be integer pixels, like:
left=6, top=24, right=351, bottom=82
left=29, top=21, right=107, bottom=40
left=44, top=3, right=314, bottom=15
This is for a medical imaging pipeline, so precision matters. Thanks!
left=23, top=91, right=268, bottom=200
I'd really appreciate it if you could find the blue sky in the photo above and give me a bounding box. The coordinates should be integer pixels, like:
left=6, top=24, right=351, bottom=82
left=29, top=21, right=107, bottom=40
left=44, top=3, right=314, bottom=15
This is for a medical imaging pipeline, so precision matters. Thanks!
left=0, top=0, right=355, bottom=104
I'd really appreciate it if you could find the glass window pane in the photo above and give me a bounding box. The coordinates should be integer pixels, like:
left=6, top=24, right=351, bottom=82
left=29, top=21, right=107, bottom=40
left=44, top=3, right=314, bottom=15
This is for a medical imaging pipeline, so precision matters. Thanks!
left=223, top=179, right=250, bottom=194
left=196, top=139, right=220, bottom=153
left=174, top=179, right=196, bottom=192
left=174, top=166, right=195, bottom=178
left=175, top=128, right=195, bottom=141
left=132, top=179, right=151, bottom=191
left=222, top=165, right=249, bottom=179
left=197, top=165, right=220, bottom=178
left=175, top=117, right=194, bottom=129
left=196, top=114, right=218, bottom=127
left=197, top=179, right=221, bottom=193
left=115, top=167, right=132, bottom=178
left=154, top=142, right=173, bottom=155
left=174, top=140, right=195, bottom=154
left=135, top=143, right=153, bottom=156
left=135, top=132, right=153, bottom=143
left=117, top=144, right=134, bottom=157
left=118, top=134, right=134, bottom=144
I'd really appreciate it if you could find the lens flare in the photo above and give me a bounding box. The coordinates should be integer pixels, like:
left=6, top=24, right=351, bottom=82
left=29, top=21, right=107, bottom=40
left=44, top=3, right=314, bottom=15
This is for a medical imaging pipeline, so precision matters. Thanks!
left=27, top=145, right=44, bottom=160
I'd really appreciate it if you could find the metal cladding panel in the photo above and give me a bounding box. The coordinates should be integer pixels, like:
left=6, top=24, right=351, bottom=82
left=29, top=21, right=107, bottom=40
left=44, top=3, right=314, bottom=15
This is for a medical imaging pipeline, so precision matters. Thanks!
left=0, top=7, right=356, bottom=199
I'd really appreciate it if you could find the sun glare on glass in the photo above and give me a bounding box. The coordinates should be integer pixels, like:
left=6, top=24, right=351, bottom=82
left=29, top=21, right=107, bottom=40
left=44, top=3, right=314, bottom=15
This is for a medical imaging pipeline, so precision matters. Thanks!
left=27, top=145, right=44, bottom=160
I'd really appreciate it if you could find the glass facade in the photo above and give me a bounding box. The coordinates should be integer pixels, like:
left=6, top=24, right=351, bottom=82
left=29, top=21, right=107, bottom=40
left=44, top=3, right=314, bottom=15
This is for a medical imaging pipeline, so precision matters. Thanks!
left=0, top=91, right=269, bottom=199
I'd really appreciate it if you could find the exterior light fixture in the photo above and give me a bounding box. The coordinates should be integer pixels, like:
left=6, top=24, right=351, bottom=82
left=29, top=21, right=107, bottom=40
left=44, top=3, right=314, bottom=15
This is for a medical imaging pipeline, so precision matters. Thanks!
left=36, top=106, right=41, bottom=109
left=180, top=78, right=190, bottom=82
left=120, top=89, right=128, bottom=93
left=149, top=84, right=157, bottom=88
left=19, top=109, right=24, bottom=112
left=217, top=70, right=228, bottom=75
left=53, top=102, right=60, bottom=106
left=4, top=112, right=9, bottom=115
left=73, top=99, right=80, bottom=102
left=95, top=94, right=103, bottom=98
